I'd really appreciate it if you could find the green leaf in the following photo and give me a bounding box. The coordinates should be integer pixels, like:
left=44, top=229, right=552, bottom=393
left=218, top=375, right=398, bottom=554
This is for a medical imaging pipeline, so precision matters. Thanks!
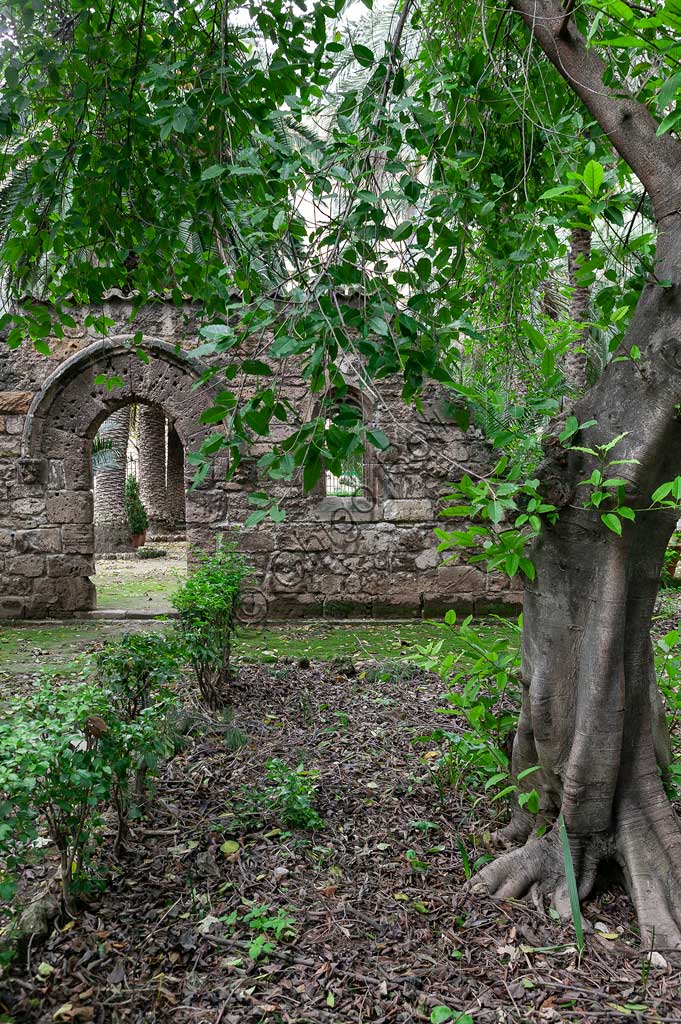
left=652, top=482, right=673, bottom=503
left=559, top=815, right=584, bottom=953
left=352, top=44, right=374, bottom=67
left=366, top=429, right=389, bottom=450
left=658, top=71, right=681, bottom=112
left=601, top=513, right=622, bottom=535
left=583, top=160, right=604, bottom=196
left=201, top=164, right=226, bottom=181
left=656, top=108, right=681, bottom=137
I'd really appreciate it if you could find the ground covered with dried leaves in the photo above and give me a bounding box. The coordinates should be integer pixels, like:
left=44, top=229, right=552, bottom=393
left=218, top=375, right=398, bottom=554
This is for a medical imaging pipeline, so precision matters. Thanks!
left=2, top=658, right=681, bottom=1024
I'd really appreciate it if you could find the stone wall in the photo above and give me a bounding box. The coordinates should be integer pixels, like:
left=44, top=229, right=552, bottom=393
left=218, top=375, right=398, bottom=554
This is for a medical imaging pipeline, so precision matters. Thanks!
left=0, top=299, right=522, bottom=620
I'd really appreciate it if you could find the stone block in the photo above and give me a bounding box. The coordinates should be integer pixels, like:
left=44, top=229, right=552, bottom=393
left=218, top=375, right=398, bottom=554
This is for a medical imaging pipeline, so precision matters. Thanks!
left=436, top=564, right=487, bottom=595
left=184, top=488, right=229, bottom=524
left=47, top=554, right=95, bottom=578
left=475, top=595, right=523, bottom=617
left=5, top=416, right=24, bottom=435
left=422, top=593, right=475, bottom=617
left=0, top=597, right=25, bottom=619
left=415, top=546, right=440, bottom=570
left=47, top=460, right=66, bottom=490
left=16, top=456, right=47, bottom=485
left=61, top=525, right=95, bottom=553
left=0, top=434, right=21, bottom=456
left=14, top=529, right=62, bottom=554
left=6, top=555, right=45, bottom=577
left=256, top=592, right=324, bottom=622
left=11, top=498, right=47, bottom=519
left=372, top=595, right=422, bottom=619
left=383, top=499, right=433, bottom=522
left=0, top=529, right=13, bottom=551
left=315, top=496, right=376, bottom=523
left=323, top=597, right=372, bottom=619
left=46, top=491, right=93, bottom=524
left=33, top=575, right=95, bottom=613
left=0, top=574, right=33, bottom=595
left=0, top=391, right=32, bottom=414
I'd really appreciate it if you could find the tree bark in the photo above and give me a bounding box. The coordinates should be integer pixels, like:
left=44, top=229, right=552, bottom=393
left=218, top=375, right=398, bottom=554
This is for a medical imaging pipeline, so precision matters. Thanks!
left=94, top=406, right=131, bottom=552
left=475, top=270, right=681, bottom=948
left=138, top=404, right=171, bottom=536
left=166, top=422, right=186, bottom=533
left=565, top=226, right=591, bottom=392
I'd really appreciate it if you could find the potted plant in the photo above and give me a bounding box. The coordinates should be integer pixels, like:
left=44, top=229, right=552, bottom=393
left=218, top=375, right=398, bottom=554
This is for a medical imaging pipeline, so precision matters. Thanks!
left=125, top=475, right=149, bottom=549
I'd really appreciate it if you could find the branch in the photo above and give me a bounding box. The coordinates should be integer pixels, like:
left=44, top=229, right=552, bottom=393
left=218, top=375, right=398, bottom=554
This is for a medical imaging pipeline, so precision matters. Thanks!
left=510, top=0, right=681, bottom=220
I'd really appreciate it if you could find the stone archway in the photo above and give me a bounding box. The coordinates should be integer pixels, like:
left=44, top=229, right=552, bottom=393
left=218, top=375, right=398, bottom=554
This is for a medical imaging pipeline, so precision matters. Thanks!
left=15, top=336, right=226, bottom=617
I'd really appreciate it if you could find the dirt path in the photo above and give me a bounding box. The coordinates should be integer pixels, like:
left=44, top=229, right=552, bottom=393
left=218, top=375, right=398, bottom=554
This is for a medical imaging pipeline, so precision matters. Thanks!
left=3, top=661, right=679, bottom=1023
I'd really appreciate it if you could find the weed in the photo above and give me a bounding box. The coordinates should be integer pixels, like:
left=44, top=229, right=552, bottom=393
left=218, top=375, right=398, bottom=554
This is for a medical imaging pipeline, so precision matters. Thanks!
left=264, top=760, right=324, bottom=830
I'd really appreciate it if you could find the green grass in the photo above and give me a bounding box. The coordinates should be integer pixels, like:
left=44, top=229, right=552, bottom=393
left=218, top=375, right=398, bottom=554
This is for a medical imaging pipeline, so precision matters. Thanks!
left=0, top=617, right=511, bottom=676
left=96, top=576, right=179, bottom=611
left=234, top=621, right=452, bottom=662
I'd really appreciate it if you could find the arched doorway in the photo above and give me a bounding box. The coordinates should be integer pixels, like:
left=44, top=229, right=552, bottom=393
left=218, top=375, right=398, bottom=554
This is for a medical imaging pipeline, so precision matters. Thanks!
left=17, top=336, right=228, bottom=617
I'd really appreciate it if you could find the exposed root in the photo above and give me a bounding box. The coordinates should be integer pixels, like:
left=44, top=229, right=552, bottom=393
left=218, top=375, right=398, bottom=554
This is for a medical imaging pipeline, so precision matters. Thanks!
left=616, top=794, right=681, bottom=950
left=472, top=828, right=606, bottom=921
left=490, top=810, right=536, bottom=849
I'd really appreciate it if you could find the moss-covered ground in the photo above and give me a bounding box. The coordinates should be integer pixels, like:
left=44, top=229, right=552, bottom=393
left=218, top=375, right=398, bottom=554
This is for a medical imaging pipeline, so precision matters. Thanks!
left=0, top=616, right=510, bottom=677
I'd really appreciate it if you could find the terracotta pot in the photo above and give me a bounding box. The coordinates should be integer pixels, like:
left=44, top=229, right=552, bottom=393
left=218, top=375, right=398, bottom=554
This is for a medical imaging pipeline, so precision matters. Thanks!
left=131, top=530, right=147, bottom=550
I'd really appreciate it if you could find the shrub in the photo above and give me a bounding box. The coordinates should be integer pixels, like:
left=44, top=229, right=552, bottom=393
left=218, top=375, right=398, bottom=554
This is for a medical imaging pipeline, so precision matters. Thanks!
left=171, top=545, right=251, bottom=710
left=137, top=547, right=167, bottom=559
left=94, top=632, right=182, bottom=846
left=412, top=613, right=523, bottom=806
left=124, top=475, right=148, bottom=536
left=95, top=631, right=182, bottom=719
left=0, top=664, right=179, bottom=914
left=0, top=682, right=119, bottom=915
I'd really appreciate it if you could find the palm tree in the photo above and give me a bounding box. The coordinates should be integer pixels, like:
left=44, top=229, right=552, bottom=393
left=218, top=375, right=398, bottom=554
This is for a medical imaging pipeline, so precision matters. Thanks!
left=138, top=404, right=171, bottom=536
left=93, top=406, right=131, bottom=551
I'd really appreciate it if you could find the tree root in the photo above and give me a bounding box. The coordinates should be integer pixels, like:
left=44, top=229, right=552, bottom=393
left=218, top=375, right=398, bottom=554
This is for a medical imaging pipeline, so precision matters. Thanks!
left=617, top=796, right=681, bottom=950
left=473, top=806, right=681, bottom=952
left=471, top=828, right=605, bottom=921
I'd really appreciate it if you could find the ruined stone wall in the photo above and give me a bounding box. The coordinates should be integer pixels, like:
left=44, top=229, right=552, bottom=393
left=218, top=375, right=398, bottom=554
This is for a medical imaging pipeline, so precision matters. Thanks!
left=0, top=299, right=522, bottom=620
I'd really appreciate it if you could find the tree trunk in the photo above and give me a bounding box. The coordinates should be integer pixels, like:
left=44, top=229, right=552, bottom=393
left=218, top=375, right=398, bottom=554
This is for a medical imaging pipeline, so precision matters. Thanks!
left=94, top=406, right=131, bottom=552
left=565, top=226, right=592, bottom=392
left=166, top=422, right=186, bottom=533
left=475, top=277, right=681, bottom=949
left=138, top=405, right=170, bottom=536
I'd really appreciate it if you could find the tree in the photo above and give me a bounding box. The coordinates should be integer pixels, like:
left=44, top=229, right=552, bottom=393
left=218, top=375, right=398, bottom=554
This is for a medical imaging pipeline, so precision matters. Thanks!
left=93, top=407, right=131, bottom=551
left=460, top=0, right=681, bottom=949
left=5, top=0, right=681, bottom=946
left=138, top=405, right=170, bottom=536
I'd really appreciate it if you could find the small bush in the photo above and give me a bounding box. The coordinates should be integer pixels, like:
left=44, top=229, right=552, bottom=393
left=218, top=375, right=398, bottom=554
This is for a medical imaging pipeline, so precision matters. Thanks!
left=0, top=646, right=179, bottom=915
left=95, top=631, right=182, bottom=719
left=94, top=632, right=182, bottom=846
left=172, top=545, right=251, bottom=710
left=412, top=612, right=522, bottom=805
left=137, top=547, right=167, bottom=559
left=125, top=475, right=148, bottom=536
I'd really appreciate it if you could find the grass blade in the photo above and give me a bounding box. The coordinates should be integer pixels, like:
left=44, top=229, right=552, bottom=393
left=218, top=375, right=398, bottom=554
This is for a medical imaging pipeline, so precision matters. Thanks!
left=558, top=814, right=584, bottom=953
